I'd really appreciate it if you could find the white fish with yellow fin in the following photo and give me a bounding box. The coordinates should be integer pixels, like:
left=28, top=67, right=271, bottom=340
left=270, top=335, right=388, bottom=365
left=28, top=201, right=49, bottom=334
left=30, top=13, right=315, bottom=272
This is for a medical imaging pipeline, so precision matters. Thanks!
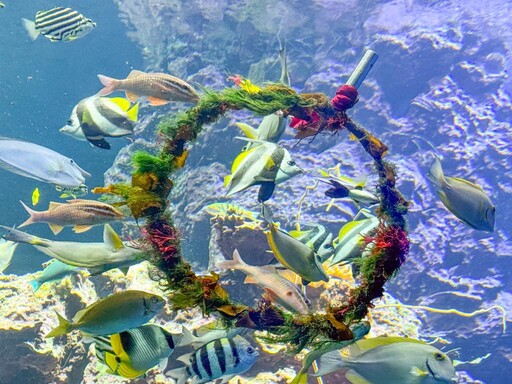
left=234, top=112, right=287, bottom=151
left=427, top=156, right=495, bottom=232
left=0, top=237, right=18, bottom=273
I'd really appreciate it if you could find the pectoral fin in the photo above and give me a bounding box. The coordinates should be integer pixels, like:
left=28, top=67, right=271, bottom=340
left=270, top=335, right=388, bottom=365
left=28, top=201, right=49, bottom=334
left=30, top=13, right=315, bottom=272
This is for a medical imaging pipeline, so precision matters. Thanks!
left=49, top=224, right=64, bottom=235
left=345, top=369, right=371, bottom=384
left=147, top=96, right=170, bottom=106
left=103, top=224, right=124, bottom=251
left=73, top=225, right=93, bottom=233
left=410, top=366, right=429, bottom=377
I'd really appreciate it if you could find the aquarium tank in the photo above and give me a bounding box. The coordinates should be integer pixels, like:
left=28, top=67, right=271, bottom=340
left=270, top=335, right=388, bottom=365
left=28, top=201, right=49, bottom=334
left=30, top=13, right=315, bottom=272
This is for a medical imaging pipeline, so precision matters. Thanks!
left=0, top=1, right=510, bottom=383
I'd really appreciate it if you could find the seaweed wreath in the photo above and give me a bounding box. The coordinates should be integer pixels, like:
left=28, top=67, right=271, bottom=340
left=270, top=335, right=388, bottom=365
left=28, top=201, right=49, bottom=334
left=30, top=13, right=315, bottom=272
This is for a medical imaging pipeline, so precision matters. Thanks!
left=93, top=71, right=410, bottom=352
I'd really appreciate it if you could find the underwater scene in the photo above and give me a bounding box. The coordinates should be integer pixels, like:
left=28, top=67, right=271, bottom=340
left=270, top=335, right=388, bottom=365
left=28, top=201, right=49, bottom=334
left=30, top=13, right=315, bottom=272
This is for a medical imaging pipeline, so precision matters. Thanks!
left=0, top=0, right=510, bottom=383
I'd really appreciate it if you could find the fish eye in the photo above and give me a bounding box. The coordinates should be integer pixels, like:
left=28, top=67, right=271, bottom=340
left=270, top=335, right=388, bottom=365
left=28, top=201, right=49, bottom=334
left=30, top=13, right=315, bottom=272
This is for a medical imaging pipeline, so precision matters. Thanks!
left=66, top=119, right=73, bottom=125
left=287, top=160, right=296, bottom=166
left=434, top=352, right=445, bottom=361
left=304, top=298, right=311, bottom=304
left=69, top=159, right=74, bottom=164
left=247, top=346, right=255, bottom=354
left=316, top=255, right=322, bottom=262
left=323, top=243, right=333, bottom=249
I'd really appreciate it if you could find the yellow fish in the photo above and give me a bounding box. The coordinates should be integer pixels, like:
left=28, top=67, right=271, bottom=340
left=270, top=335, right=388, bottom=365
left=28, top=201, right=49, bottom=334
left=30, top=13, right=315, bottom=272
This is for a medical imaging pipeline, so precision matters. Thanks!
left=32, top=187, right=40, bottom=206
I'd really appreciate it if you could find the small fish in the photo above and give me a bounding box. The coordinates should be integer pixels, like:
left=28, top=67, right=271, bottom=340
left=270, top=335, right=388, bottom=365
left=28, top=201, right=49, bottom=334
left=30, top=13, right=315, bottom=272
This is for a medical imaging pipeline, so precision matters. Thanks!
left=317, top=173, right=380, bottom=206
left=18, top=199, right=124, bottom=235
left=55, top=184, right=88, bottom=199
left=330, top=212, right=379, bottom=266
left=93, top=324, right=179, bottom=378
left=22, top=7, right=96, bottom=42
left=0, top=3, right=5, bottom=9
left=32, top=187, right=40, bottom=206
left=97, top=70, right=200, bottom=106
left=217, top=249, right=311, bottom=314
left=427, top=156, right=495, bottom=232
left=30, top=260, right=81, bottom=292
left=0, top=138, right=90, bottom=188
left=1, top=224, right=142, bottom=275
left=46, top=290, right=165, bottom=338
left=180, top=322, right=244, bottom=349
left=261, top=204, right=329, bottom=284
left=60, top=96, right=139, bottom=150
left=313, top=336, right=457, bottom=384
left=289, top=223, right=334, bottom=262
left=234, top=112, right=287, bottom=151
left=0, top=238, right=18, bottom=273
left=168, top=335, right=259, bottom=384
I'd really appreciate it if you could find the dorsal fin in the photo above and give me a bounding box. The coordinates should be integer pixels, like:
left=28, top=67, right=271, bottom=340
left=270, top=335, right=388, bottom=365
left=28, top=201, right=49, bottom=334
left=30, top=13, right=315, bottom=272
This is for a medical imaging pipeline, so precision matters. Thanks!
left=127, top=69, right=145, bottom=79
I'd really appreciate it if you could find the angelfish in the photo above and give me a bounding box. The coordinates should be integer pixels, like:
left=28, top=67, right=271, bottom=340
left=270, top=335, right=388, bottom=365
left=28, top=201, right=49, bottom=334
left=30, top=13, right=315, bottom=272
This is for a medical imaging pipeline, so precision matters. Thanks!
left=60, top=96, right=139, bottom=149
left=313, top=336, right=457, bottom=384
left=427, top=156, right=495, bottom=232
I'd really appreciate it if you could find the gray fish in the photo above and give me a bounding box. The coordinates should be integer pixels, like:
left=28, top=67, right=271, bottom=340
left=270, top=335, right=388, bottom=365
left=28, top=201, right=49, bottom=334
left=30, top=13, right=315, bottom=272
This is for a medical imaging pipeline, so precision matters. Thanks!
left=93, top=324, right=179, bottom=378
left=427, top=156, right=495, bottom=232
left=289, top=223, right=334, bottom=262
left=22, top=7, right=96, bottom=42
left=46, top=290, right=165, bottom=337
left=97, top=70, right=200, bottom=106
left=168, top=335, right=259, bottom=384
left=1, top=224, right=141, bottom=275
left=0, top=238, right=18, bottom=273
left=314, top=337, right=456, bottom=384
left=0, top=138, right=90, bottom=188
left=30, top=260, right=81, bottom=292
left=18, top=199, right=124, bottom=234
left=60, top=96, right=139, bottom=150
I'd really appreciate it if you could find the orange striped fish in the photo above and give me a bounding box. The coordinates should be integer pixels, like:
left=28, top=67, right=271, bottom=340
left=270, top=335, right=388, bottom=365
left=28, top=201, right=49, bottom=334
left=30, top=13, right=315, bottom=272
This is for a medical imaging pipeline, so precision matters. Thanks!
left=18, top=199, right=124, bottom=234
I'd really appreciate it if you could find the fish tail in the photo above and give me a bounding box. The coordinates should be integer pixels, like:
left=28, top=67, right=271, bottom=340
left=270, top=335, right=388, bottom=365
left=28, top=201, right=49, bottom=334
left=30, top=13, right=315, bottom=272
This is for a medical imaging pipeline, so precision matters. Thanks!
left=216, top=249, right=248, bottom=271
left=29, top=280, right=40, bottom=292
left=427, top=156, right=446, bottom=188
left=0, top=225, right=48, bottom=246
left=178, top=325, right=198, bottom=347
left=167, top=366, right=188, bottom=384
left=312, top=350, right=346, bottom=376
left=18, top=200, right=40, bottom=228
left=45, top=311, right=72, bottom=338
left=260, top=202, right=274, bottom=226
left=97, top=74, right=118, bottom=96
left=234, top=122, right=258, bottom=139
left=21, top=18, right=40, bottom=41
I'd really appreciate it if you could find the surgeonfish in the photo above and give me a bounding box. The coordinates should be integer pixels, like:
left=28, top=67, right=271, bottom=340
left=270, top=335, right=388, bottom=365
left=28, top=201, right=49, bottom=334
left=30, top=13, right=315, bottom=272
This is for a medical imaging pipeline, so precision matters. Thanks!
left=30, top=260, right=81, bottom=292
left=93, top=324, right=180, bottom=379
left=55, top=184, right=88, bottom=199
left=289, top=223, right=334, bottom=262
left=291, top=321, right=371, bottom=384
left=330, top=212, right=379, bottom=266
left=32, top=187, right=40, bottom=206
left=217, top=249, right=311, bottom=314
left=261, top=204, right=329, bottom=284
left=427, top=156, right=495, bottom=232
left=168, top=335, right=259, bottom=384
left=1, top=224, right=142, bottom=276
left=60, top=96, right=139, bottom=149
left=0, top=238, right=18, bottom=273
left=18, top=199, right=124, bottom=234
left=22, top=7, right=96, bottom=42
left=313, top=336, right=457, bottom=384
left=0, top=138, right=90, bottom=188
left=97, top=70, right=200, bottom=106
left=234, top=112, right=288, bottom=151
left=46, top=290, right=165, bottom=338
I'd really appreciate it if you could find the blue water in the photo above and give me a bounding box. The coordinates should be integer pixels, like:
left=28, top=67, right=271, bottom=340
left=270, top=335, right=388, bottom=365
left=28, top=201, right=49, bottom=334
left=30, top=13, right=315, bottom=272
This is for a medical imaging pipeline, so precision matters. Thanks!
left=0, top=1, right=511, bottom=383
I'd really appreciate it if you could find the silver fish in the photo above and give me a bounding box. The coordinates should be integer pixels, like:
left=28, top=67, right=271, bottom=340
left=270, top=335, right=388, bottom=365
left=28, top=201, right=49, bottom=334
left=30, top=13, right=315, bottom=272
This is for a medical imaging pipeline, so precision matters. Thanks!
left=0, top=238, right=18, bottom=273
left=427, top=156, right=495, bottom=232
left=18, top=199, right=124, bottom=234
left=97, top=70, right=200, bottom=106
left=22, top=7, right=96, bottom=42
left=1, top=224, right=141, bottom=276
left=60, top=96, right=139, bottom=149
left=0, top=138, right=90, bottom=187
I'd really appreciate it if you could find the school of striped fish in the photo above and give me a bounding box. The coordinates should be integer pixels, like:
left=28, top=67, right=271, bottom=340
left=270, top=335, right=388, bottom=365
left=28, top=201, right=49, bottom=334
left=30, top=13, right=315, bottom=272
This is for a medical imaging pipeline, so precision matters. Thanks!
left=0, top=4, right=498, bottom=383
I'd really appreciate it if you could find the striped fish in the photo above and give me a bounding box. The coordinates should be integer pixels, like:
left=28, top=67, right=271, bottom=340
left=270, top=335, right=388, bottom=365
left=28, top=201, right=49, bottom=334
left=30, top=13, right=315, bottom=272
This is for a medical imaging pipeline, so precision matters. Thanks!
left=93, top=324, right=178, bottom=379
left=168, top=335, right=259, bottom=384
left=18, top=199, right=124, bottom=235
left=97, top=70, right=200, bottom=106
left=22, top=7, right=96, bottom=42
left=289, top=223, right=334, bottom=262
left=60, top=96, right=139, bottom=149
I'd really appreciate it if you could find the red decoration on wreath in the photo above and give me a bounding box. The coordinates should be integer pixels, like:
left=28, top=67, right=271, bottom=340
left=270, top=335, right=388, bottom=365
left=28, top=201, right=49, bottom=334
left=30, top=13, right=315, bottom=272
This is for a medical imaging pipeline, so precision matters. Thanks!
left=331, top=85, right=359, bottom=111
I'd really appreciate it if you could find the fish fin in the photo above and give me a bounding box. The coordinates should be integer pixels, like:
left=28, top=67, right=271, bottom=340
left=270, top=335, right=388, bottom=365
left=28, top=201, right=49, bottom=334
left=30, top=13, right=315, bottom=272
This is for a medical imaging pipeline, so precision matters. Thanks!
left=109, top=97, right=131, bottom=111
left=73, top=225, right=93, bottom=233
left=158, top=358, right=168, bottom=371
left=177, top=352, right=194, bottom=364
left=218, top=374, right=236, bottom=383
left=178, top=326, right=197, bottom=347
left=263, top=154, right=276, bottom=170
left=29, top=280, right=40, bottom=292
left=127, top=69, right=145, bottom=78
left=410, top=366, right=429, bottom=377
left=234, top=122, right=258, bottom=139
left=344, top=337, right=426, bottom=358
left=312, top=350, right=345, bottom=376
left=223, top=174, right=232, bottom=188
left=21, top=18, right=40, bottom=41
left=48, top=201, right=64, bottom=210
left=104, top=351, right=121, bottom=375
left=49, top=224, right=64, bottom=235
left=18, top=200, right=38, bottom=228
left=337, top=220, right=366, bottom=241
left=119, top=267, right=130, bottom=275
left=253, top=175, right=274, bottom=182
left=103, top=224, right=124, bottom=251
left=450, top=177, right=485, bottom=191
left=167, top=366, right=187, bottom=384
left=427, top=156, right=446, bottom=188
left=262, top=287, right=279, bottom=302
left=260, top=202, right=274, bottom=226
left=97, top=74, right=118, bottom=96
left=87, top=137, right=111, bottom=150
left=125, top=91, right=139, bottom=102
left=290, top=370, right=308, bottom=384
left=244, top=275, right=257, bottom=284
left=45, top=311, right=71, bottom=338
left=147, top=96, right=170, bottom=106
left=230, top=149, right=251, bottom=173
left=345, top=369, right=370, bottom=384
left=126, top=102, right=139, bottom=121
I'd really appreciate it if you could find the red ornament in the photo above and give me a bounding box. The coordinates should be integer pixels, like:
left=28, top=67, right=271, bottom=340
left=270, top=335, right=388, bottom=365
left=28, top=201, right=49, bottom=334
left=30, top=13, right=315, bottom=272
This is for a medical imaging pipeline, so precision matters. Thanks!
left=331, top=85, right=359, bottom=111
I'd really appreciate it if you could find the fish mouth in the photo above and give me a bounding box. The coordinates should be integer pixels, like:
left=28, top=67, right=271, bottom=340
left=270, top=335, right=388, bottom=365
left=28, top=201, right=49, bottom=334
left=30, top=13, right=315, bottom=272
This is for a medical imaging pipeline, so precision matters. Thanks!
left=76, top=164, right=92, bottom=178
left=426, top=358, right=442, bottom=381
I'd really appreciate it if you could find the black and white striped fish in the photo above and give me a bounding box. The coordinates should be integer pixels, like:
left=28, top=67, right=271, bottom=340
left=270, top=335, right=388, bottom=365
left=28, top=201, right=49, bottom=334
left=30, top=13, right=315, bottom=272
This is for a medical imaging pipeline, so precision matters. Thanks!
left=93, top=324, right=179, bottom=379
left=22, top=7, right=96, bottom=42
left=168, top=335, right=259, bottom=384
